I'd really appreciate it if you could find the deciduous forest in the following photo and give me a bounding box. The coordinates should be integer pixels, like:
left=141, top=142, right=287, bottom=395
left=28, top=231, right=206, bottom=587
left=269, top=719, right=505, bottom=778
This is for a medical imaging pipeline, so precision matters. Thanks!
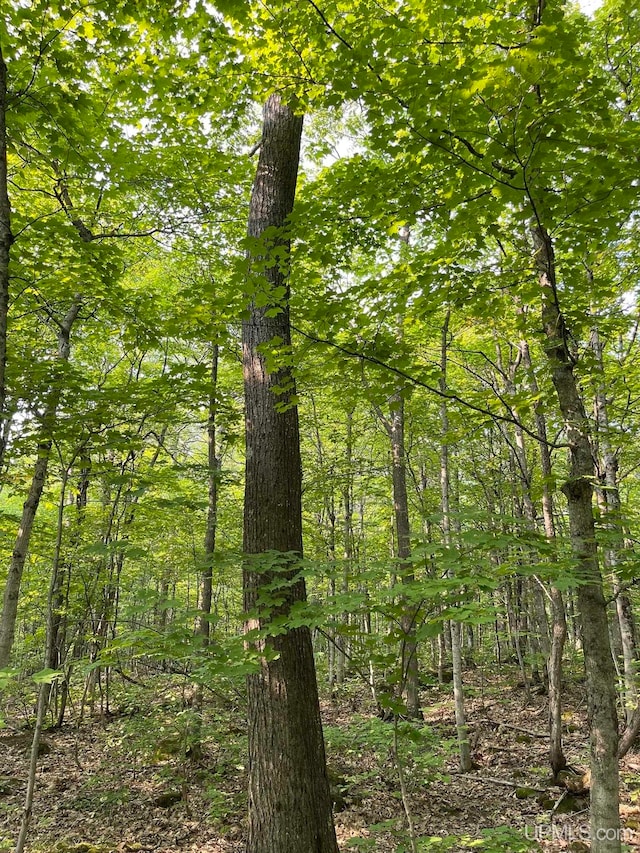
left=1, top=1, right=639, bottom=851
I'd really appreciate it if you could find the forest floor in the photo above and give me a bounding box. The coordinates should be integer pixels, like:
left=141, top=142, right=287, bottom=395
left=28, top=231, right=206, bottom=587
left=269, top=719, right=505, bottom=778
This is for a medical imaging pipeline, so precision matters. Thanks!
left=2, top=667, right=640, bottom=852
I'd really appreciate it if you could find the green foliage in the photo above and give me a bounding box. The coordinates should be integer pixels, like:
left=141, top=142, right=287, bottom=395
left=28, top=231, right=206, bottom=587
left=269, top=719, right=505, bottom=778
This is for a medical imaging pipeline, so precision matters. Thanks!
left=325, top=715, right=451, bottom=788
left=0, top=668, right=17, bottom=690
left=1, top=0, right=640, bottom=845
left=412, top=826, right=536, bottom=852
left=31, top=667, right=62, bottom=685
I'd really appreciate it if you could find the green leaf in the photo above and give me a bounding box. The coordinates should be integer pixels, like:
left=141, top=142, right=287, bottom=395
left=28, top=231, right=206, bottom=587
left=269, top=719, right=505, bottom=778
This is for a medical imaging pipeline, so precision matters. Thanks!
left=32, top=668, right=63, bottom=685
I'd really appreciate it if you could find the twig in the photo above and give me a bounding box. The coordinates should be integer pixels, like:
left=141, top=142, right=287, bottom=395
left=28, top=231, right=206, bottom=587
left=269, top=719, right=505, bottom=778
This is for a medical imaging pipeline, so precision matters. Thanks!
left=14, top=682, right=51, bottom=853
left=393, top=719, right=418, bottom=853
left=460, top=774, right=548, bottom=794
left=551, top=789, right=569, bottom=818
left=492, top=720, right=548, bottom=738
left=291, top=324, right=564, bottom=449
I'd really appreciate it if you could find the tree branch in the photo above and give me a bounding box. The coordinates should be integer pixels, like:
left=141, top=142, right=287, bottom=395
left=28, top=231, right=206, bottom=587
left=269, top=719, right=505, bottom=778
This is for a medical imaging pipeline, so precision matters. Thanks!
left=291, top=324, right=563, bottom=448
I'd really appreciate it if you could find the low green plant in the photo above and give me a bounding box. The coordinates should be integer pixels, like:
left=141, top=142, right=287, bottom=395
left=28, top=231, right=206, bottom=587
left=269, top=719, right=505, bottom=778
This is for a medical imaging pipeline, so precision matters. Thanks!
left=325, top=715, right=452, bottom=788
left=410, top=827, right=536, bottom=852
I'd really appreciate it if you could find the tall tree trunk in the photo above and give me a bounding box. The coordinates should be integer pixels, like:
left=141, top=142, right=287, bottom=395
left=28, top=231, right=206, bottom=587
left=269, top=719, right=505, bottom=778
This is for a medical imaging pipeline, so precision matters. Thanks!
left=193, top=343, right=220, bottom=722
left=196, top=342, right=219, bottom=645
left=242, top=94, right=338, bottom=853
left=372, top=381, right=421, bottom=713
left=51, top=451, right=91, bottom=727
left=388, top=395, right=421, bottom=718
left=309, top=393, right=338, bottom=687
left=0, top=301, right=81, bottom=668
left=517, top=332, right=568, bottom=776
left=0, top=47, right=12, bottom=471
left=326, top=497, right=337, bottom=688
left=370, top=229, right=420, bottom=716
left=591, top=324, right=637, bottom=723
left=337, top=409, right=355, bottom=684
left=440, top=310, right=471, bottom=770
left=534, top=224, right=620, bottom=852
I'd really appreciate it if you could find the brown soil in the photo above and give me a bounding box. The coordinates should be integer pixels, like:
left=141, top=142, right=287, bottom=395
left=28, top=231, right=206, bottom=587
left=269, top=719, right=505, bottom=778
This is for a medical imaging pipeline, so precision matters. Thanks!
left=1, top=670, right=639, bottom=852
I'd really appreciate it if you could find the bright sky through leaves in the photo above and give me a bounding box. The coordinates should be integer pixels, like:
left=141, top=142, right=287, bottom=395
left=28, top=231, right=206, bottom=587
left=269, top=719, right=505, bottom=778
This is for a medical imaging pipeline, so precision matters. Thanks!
left=579, top=0, right=602, bottom=12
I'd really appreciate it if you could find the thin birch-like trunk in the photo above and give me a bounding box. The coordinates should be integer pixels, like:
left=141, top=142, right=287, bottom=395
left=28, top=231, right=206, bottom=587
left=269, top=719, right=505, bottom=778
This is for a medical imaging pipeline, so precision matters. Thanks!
left=517, top=331, right=568, bottom=777
left=195, top=342, right=220, bottom=689
left=440, top=310, right=471, bottom=770
left=591, top=324, right=636, bottom=723
left=15, top=465, right=70, bottom=853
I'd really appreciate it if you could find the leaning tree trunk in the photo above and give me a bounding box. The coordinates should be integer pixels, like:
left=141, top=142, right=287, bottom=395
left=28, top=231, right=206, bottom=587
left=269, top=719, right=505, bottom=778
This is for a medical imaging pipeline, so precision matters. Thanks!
left=242, top=93, right=338, bottom=853
left=0, top=301, right=81, bottom=668
left=0, top=47, right=12, bottom=471
left=15, top=463, right=71, bottom=853
left=534, top=224, right=620, bottom=852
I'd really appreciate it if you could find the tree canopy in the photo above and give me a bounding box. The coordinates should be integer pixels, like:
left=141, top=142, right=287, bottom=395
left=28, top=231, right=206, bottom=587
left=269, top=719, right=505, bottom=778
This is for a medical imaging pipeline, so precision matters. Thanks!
left=2, top=1, right=640, bottom=851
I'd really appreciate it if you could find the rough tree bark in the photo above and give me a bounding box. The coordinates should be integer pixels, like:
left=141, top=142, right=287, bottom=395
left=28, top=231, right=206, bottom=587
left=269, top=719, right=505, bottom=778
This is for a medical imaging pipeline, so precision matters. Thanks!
left=534, top=224, right=620, bottom=852
left=242, top=94, right=338, bottom=853
left=0, top=46, right=12, bottom=471
left=0, top=300, right=81, bottom=668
